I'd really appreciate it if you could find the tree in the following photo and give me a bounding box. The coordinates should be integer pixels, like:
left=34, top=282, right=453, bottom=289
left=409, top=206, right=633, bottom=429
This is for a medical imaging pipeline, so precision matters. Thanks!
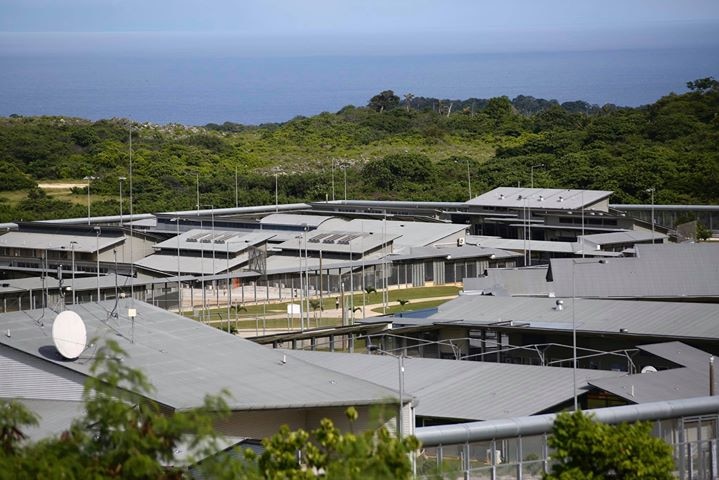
left=403, top=93, right=415, bottom=112
left=0, top=340, right=230, bottom=479
left=368, top=90, right=400, bottom=113
left=686, top=77, right=719, bottom=93
left=545, top=411, right=674, bottom=480
left=237, top=407, right=420, bottom=480
left=1, top=341, right=420, bottom=479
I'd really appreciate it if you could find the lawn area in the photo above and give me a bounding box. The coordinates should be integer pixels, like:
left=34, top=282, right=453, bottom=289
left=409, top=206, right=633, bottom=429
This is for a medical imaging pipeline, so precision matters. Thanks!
left=371, top=298, right=450, bottom=315
left=185, top=285, right=460, bottom=328
left=197, top=285, right=460, bottom=318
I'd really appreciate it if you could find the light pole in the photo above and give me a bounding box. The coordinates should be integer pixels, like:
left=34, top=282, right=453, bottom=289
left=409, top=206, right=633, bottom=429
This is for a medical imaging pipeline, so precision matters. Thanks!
left=70, top=241, right=77, bottom=305
left=646, top=187, right=655, bottom=243
left=530, top=163, right=544, bottom=189
left=368, top=346, right=406, bottom=438
left=195, top=173, right=200, bottom=216
left=128, top=126, right=135, bottom=300
left=303, top=224, right=310, bottom=329
left=342, top=164, right=348, bottom=201
left=466, top=157, right=472, bottom=200
left=200, top=205, right=217, bottom=309
left=83, top=175, right=97, bottom=225
left=94, top=227, right=101, bottom=301
left=571, top=258, right=608, bottom=411
left=235, top=165, right=239, bottom=208
left=118, top=176, right=126, bottom=225
left=170, top=218, right=183, bottom=315
left=296, top=234, right=305, bottom=331
left=272, top=167, right=283, bottom=212
left=331, top=159, right=336, bottom=201
left=225, top=238, right=248, bottom=333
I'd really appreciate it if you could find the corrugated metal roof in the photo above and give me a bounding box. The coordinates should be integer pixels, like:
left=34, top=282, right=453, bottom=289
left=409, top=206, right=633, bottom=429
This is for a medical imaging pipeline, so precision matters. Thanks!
left=284, top=350, right=620, bottom=421
left=154, top=230, right=275, bottom=253
left=637, top=341, right=712, bottom=371
left=467, top=187, right=612, bottom=210
left=391, top=245, right=519, bottom=262
left=578, top=230, right=667, bottom=245
left=259, top=214, right=334, bottom=228
left=17, top=399, right=85, bottom=441
left=274, top=231, right=397, bottom=255
left=549, top=243, right=719, bottom=298
left=588, top=342, right=714, bottom=403
left=468, top=236, right=576, bottom=254
left=318, top=219, right=467, bottom=252
left=135, top=254, right=246, bottom=275
left=402, top=295, right=719, bottom=340
left=463, top=268, right=550, bottom=296
left=0, top=274, right=194, bottom=294
left=0, top=231, right=124, bottom=253
left=0, top=300, right=399, bottom=411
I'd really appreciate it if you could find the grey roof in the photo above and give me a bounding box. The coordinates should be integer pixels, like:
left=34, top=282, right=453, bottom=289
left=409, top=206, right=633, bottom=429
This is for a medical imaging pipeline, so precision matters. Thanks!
left=463, top=267, right=550, bottom=296
left=0, top=274, right=195, bottom=294
left=135, top=254, right=247, bottom=275
left=154, top=230, right=275, bottom=254
left=259, top=213, right=334, bottom=228
left=16, top=399, right=85, bottom=441
left=160, top=203, right=310, bottom=217
left=284, top=350, right=620, bottom=421
left=1, top=274, right=130, bottom=293
left=578, top=230, right=667, bottom=246
left=589, top=342, right=714, bottom=403
left=390, top=245, right=519, bottom=262
left=274, top=231, right=398, bottom=255
left=467, top=187, right=612, bottom=210
left=468, top=235, right=575, bottom=254
left=0, top=231, right=124, bottom=253
left=316, top=219, right=467, bottom=253
left=549, top=243, right=719, bottom=298
left=612, top=204, right=719, bottom=212
left=403, top=295, right=719, bottom=340
left=0, top=300, right=400, bottom=411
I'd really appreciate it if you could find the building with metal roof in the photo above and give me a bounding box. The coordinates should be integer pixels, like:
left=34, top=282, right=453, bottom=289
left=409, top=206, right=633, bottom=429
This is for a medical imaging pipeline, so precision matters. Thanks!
left=371, top=294, right=719, bottom=371
left=463, top=267, right=551, bottom=296
left=0, top=299, right=405, bottom=439
left=316, top=218, right=468, bottom=254
left=548, top=243, right=719, bottom=299
left=588, top=342, right=717, bottom=404
left=284, top=350, right=621, bottom=423
left=467, top=187, right=613, bottom=211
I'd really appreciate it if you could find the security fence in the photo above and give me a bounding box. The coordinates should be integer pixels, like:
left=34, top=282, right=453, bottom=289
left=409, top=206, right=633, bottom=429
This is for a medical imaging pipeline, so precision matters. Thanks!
left=415, top=396, right=719, bottom=480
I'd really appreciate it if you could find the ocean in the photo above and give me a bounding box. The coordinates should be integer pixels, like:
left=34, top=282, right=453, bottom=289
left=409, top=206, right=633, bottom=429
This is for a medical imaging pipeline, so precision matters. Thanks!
left=1, top=44, right=717, bottom=126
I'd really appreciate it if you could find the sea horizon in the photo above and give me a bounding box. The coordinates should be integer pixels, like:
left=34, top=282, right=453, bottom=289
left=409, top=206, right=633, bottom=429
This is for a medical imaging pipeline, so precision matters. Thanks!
left=1, top=36, right=717, bottom=126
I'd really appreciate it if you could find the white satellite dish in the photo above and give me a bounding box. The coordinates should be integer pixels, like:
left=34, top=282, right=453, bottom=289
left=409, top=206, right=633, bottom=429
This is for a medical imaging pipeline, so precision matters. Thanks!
left=52, top=310, right=87, bottom=360
left=641, top=365, right=658, bottom=374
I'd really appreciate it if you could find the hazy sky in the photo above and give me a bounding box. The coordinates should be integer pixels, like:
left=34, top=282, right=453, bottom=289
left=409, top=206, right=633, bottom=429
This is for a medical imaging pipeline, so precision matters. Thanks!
left=1, top=0, right=718, bottom=55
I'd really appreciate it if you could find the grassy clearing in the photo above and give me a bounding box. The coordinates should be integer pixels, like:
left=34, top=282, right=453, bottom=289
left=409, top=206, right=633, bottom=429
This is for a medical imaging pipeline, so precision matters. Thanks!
left=371, top=298, right=450, bottom=315
left=191, top=285, right=460, bottom=321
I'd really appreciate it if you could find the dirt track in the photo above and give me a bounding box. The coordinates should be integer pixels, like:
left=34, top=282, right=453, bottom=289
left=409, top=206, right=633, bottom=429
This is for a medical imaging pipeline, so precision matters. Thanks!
left=38, top=183, right=85, bottom=189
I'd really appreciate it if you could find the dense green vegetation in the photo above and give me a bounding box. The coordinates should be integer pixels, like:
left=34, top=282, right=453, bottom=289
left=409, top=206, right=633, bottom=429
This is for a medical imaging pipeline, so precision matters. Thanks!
left=0, top=78, right=716, bottom=222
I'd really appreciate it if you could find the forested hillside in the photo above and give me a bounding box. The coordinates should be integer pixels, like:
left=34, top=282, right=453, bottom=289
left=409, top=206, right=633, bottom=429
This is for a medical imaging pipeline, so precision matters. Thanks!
left=0, top=79, right=716, bottom=222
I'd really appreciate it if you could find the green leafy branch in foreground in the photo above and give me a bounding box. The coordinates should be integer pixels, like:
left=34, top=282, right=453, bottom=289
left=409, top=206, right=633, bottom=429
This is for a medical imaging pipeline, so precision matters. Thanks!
left=0, top=339, right=232, bottom=479
left=230, top=407, right=420, bottom=480
left=545, top=410, right=674, bottom=480
left=0, top=339, right=420, bottom=479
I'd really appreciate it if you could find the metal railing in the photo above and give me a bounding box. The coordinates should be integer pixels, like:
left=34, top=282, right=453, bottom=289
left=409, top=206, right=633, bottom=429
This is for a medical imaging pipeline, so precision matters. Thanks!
left=415, top=396, right=719, bottom=480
